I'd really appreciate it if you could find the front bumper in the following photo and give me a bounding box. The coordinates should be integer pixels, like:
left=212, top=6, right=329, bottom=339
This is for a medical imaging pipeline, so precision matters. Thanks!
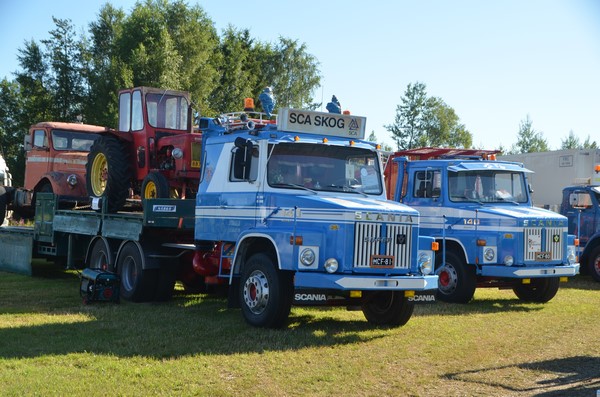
left=479, top=263, right=579, bottom=278
left=294, top=272, right=438, bottom=291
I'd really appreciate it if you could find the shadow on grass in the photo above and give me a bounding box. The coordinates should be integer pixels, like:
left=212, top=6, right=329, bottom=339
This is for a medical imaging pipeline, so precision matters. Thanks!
left=414, top=297, right=546, bottom=317
left=443, top=356, right=600, bottom=396
left=557, top=275, right=600, bottom=291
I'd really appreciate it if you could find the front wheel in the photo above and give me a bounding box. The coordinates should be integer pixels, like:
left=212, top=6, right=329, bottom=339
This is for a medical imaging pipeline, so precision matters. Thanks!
left=586, top=246, right=600, bottom=282
left=435, top=251, right=476, bottom=303
left=361, top=291, right=415, bottom=326
left=239, top=253, right=293, bottom=328
left=513, top=277, right=560, bottom=303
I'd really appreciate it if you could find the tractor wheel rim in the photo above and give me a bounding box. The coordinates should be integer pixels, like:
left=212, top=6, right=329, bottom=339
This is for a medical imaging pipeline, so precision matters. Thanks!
left=144, top=181, right=157, bottom=199
left=91, top=153, right=108, bottom=195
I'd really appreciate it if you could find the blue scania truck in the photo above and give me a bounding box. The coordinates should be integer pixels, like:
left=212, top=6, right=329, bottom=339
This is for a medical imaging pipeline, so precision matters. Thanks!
left=0, top=100, right=438, bottom=328
left=385, top=147, right=579, bottom=303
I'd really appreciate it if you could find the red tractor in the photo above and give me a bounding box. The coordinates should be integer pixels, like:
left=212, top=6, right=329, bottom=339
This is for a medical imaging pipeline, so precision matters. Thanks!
left=86, top=87, right=202, bottom=212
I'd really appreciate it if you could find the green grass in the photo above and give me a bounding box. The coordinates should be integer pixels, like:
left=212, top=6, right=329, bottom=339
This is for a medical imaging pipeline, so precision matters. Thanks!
left=1, top=261, right=599, bottom=396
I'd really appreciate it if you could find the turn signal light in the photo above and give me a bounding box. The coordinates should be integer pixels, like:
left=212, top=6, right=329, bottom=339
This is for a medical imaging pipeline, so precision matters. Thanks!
left=289, top=236, right=303, bottom=245
left=476, top=239, right=487, bottom=246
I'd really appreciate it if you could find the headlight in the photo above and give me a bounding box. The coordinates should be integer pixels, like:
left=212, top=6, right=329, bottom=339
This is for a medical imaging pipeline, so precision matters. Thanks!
left=418, top=252, right=433, bottom=275
left=324, top=258, right=338, bottom=273
left=67, top=174, right=78, bottom=186
left=567, top=246, right=576, bottom=264
left=484, top=248, right=495, bottom=262
left=172, top=148, right=183, bottom=159
left=300, top=248, right=315, bottom=266
left=504, top=255, right=514, bottom=266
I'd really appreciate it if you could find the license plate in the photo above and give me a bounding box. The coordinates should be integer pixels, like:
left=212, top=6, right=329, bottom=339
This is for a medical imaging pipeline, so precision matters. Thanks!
left=371, top=255, right=394, bottom=268
left=535, top=251, right=552, bottom=261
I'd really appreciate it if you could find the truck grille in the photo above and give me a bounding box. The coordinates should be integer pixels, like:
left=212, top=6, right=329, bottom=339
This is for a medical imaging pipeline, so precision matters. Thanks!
left=524, top=227, right=563, bottom=261
left=353, top=222, right=413, bottom=269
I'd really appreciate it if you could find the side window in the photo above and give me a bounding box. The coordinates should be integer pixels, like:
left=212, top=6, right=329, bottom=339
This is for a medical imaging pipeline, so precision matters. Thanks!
left=119, top=92, right=131, bottom=132
left=131, top=90, right=143, bottom=131
left=33, top=130, right=47, bottom=148
left=413, top=170, right=440, bottom=198
left=230, top=142, right=258, bottom=182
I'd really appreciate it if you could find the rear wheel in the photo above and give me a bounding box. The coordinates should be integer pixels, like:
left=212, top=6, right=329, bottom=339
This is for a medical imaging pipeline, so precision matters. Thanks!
left=587, top=246, right=600, bottom=282
left=240, top=253, right=293, bottom=328
left=361, top=291, right=415, bottom=326
left=513, top=277, right=560, bottom=303
left=435, top=251, right=476, bottom=303
left=86, top=135, right=130, bottom=213
left=88, top=238, right=114, bottom=272
left=117, top=241, right=157, bottom=302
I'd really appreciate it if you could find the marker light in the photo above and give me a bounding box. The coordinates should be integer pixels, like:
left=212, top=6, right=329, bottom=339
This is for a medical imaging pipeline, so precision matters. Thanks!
left=323, top=138, right=328, bottom=143
left=294, top=136, right=300, bottom=141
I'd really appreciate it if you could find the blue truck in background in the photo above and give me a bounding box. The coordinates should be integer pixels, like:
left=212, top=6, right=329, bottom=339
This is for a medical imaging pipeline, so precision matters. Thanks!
left=384, top=147, right=579, bottom=303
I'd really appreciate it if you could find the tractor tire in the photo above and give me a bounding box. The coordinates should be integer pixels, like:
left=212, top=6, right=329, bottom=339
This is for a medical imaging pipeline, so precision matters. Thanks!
left=86, top=135, right=130, bottom=213
left=141, top=172, right=170, bottom=204
left=239, top=253, right=293, bottom=328
left=435, top=251, right=477, bottom=303
left=513, top=277, right=560, bottom=303
left=361, top=291, right=415, bottom=326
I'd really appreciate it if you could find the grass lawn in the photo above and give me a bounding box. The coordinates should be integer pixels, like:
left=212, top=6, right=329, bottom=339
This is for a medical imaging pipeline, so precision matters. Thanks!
left=0, top=261, right=599, bottom=396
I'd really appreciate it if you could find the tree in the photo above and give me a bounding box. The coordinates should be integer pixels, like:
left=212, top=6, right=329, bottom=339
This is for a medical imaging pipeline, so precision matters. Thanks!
left=385, top=82, right=429, bottom=150
left=511, top=115, right=548, bottom=153
left=561, top=130, right=597, bottom=149
left=0, top=79, right=26, bottom=185
left=386, top=82, right=472, bottom=150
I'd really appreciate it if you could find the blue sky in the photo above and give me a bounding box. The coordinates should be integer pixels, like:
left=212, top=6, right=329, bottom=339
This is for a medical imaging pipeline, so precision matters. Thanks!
left=1, top=0, right=599, bottom=151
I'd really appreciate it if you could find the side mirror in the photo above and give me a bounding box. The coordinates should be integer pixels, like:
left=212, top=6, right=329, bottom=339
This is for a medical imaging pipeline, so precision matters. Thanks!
left=24, top=134, right=32, bottom=151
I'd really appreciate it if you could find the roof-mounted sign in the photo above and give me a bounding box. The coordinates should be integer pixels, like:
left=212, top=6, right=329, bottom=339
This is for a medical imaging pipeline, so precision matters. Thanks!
left=277, top=108, right=366, bottom=139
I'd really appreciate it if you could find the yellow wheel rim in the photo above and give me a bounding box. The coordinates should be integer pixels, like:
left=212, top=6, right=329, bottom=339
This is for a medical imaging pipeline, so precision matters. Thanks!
left=90, top=153, right=108, bottom=196
left=144, top=181, right=157, bottom=199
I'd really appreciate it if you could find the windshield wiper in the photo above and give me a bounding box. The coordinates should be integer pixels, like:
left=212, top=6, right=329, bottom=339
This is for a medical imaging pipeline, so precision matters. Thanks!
left=270, top=183, right=317, bottom=195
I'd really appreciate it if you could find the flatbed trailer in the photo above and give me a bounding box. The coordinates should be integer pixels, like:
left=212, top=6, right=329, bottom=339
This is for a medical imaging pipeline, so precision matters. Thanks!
left=0, top=193, right=197, bottom=302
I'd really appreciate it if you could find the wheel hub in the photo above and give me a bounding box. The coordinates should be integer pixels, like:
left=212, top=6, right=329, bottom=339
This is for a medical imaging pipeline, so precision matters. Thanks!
left=437, top=264, right=458, bottom=293
left=243, top=270, right=270, bottom=314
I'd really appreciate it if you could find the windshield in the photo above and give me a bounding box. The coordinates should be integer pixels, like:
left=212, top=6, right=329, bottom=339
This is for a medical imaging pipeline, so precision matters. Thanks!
left=146, top=93, right=189, bottom=131
left=449, top=170, right=528, bottom=203
left=51, top=130, right=100, bottom=151
left=267, top=143, right=382, bottom=195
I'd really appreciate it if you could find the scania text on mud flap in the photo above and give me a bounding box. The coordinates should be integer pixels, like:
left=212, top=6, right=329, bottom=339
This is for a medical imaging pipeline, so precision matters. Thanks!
left=194, top=108, right=438, bottom=328
left=385, top=147, right=579, bottom=304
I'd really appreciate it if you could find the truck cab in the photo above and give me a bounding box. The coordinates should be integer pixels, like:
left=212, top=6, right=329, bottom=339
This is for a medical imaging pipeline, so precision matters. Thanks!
left=386, top=147, right=579, bottom=303
left=561, top=184, right=600, bottom=281
left=193, top=108, right=438, bottom=328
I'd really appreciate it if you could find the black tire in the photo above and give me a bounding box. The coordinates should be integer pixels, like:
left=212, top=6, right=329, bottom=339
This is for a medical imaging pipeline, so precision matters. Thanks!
left=513, top=277, right=560, bottom=303
left=0, top=186, right=6, bottom=226
left=361, top=291, right=415, bottom=326
left=239, top=253, right=293, bottom=328
left=88, top=238, right=114, bottom=272
left=117, top=241, right=157, bottom=302
left=435, top=251, right=476, bottom=303
left=586, top=245, right=600, bottom=282
left=141, top=172, right=170, bottom=205
left=86, top=135, right=130, bottom=213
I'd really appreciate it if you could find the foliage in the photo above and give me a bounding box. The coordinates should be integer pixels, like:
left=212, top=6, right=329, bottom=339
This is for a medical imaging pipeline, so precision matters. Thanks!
left=561, top=130, right=597, bottom=149
left=385, top=82, right=472, bottom=150
left=0, top=79, right=26, bottom=185
left=508, top=115, right=549, bottom=154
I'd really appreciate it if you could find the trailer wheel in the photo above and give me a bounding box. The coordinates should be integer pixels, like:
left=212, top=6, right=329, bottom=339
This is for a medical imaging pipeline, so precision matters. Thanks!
left=88, top=238, right=114, bottom=272
left=86, top=135, right=130, bottom=213
left=361, top=291, right=415, bottom=326
left=0, top=186, right=6, bottom=225
left=587, top=246, right=600, bottom=282
left=513, top=277, right=560, bottom=303
left=117, top=242, right=157, bottom=302
left=435, top=251, right=476, bottom=303
left=240, top=253, right=293, bottom=328
left=141, top=172, right=170, bottom=204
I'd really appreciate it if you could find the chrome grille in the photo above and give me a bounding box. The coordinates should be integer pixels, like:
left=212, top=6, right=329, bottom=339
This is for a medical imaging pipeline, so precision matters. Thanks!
left=524, top=227, right=563, bottom=261
left=354, top=222, right=412, bottom=269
